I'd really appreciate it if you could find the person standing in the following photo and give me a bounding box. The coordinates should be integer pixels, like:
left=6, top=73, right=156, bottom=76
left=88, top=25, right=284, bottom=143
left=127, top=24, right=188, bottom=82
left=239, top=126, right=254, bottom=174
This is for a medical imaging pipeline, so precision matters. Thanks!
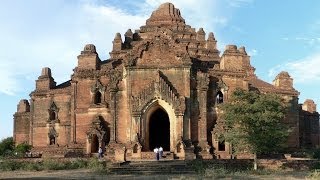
left=98, top=147, right=103, bottom=159
left=159, top=146, right=163, bottom=159
left=153, top=147, right=159, bottom=160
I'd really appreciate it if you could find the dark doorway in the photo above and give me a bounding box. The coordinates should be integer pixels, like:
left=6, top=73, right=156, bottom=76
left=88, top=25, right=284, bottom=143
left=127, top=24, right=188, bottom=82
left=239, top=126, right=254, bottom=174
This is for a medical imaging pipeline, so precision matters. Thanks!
left=218, top=140, right=225, bottom=151
left=149, top=108, right=170, bottom=151
left=94, top=91, right=102, bottom=104
left=216, top=90, right=224, bottom=104
left=91, top=134, right=99, bottom=153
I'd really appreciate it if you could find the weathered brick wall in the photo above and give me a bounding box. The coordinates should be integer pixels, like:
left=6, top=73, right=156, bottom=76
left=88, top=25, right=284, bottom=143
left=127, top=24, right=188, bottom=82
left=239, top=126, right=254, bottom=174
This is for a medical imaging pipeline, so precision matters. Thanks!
left=13, top=112, right=30, bottom=145
left=31, top=92, right=71, bottom=147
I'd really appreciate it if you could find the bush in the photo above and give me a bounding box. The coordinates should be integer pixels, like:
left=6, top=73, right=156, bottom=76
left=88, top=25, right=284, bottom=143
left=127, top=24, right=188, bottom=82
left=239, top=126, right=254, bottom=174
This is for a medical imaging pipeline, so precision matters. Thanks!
left=188, top=159, right=207, bottom=175
left=42, top=158, right=67, bottom=170
left=87, top=158, right=106, bottom=173
left=21, top=161, right=43, bottom=171
left=308, top=170, right=320, bottom=179
left=313, top=148, right=320, bottom=159
left=0, top=137, right=14, bottom=157
left=205, top=166, right=228, bottom=178
left=15, top=143, right=32, bottom=157
left=68, top=158, right=87, bottom=169
left=0, top=160, right=21, bottom=171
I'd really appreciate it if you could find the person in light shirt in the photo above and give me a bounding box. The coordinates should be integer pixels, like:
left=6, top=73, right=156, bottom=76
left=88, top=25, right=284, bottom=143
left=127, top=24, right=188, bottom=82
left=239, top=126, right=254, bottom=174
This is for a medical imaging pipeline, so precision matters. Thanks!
left=153, top=147, right=159, bottom=160
left=159, top=146, right=163, bottom=158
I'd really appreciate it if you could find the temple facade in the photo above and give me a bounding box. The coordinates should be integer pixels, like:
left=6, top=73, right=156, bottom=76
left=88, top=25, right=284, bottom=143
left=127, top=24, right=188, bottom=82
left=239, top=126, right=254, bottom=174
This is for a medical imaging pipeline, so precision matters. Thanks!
left=13, top=3, right=319, bottom=161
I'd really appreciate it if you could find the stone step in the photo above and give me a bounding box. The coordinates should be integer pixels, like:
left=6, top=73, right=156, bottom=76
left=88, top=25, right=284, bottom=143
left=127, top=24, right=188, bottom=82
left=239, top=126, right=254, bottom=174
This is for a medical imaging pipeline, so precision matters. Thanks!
left=109, top=160, right=196, bottom=175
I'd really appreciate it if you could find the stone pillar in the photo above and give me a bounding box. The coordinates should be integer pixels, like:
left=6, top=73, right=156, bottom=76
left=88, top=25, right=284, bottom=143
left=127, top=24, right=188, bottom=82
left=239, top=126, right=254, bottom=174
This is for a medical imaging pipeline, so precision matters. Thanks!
left=197, top=72, right=212, bottom=159
left=176, top=115, right=184, bottom=143
left=70, top=80, right=77, bottom=144
left=86, top=138, right=91, bottom=154
left=131, top=114, right=141, bottom=142
left=109, top=89, right=118, bottom=142
left=29, top=98, right=35, bottom=146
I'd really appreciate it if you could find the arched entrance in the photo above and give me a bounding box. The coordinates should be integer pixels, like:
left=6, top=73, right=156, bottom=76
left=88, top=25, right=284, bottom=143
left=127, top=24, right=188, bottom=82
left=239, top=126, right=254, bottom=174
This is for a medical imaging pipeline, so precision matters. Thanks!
left=91, top=134, right=99, bottom=153
left=149, top=108, right=170, bottom=151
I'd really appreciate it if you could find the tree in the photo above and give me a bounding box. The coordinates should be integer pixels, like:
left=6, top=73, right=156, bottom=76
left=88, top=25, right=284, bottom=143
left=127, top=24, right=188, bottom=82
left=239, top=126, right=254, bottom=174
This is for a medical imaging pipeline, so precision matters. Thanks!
left=15, top=142, right=32, bottom=157
left=216, top=88, right=289, bottom=170
left=0, top=137, right=14, bottom=157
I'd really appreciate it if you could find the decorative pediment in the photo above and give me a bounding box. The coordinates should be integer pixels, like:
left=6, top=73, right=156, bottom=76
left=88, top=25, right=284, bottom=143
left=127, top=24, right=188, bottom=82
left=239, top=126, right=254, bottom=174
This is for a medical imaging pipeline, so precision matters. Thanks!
left=91, top=79, right=105, bottom=93
left=217, top=78, right=228, bottom=91
left=197, top=72, right=210, bottom=90
left=124, top=33, right=191, bottom=67
left=49, top=102, right=59, bottom=112
left=131, top=71, right=185, bottom=115
left=47, top=102, right=59, bottom=123
left=87, top=115, right=108, bottom=142
left=48, top=127, right=58, bottom=137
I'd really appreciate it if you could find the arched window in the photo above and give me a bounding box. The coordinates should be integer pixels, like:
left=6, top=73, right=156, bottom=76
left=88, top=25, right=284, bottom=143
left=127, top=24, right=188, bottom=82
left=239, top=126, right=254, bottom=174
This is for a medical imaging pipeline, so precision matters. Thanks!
left=49, top=135, right=55, bottom=145
left=176, top=142, right=182, bottom=153
left=216, top=91, right=224, bottom=104
left=94, top=91, right=102, bottom=104
left=133, top=144, right=138, bottom=153
left=49, top=111, right=56, bottom=121
left=218, top=140, right=225, bottom=151
left=48, top=102, right=59, bottom=122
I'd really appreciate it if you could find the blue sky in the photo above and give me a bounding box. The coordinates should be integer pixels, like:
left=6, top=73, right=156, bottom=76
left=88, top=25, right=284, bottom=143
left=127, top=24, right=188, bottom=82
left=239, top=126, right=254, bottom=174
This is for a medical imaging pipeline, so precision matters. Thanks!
left=1, top=0, right=320, bottom=140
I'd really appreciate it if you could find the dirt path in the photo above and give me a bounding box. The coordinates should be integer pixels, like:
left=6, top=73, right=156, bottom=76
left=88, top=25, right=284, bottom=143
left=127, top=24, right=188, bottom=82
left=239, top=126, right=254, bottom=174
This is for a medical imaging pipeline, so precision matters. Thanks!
left=0, top=169, right=312, bottom=179
left=0, top=169, right=195, bottom=180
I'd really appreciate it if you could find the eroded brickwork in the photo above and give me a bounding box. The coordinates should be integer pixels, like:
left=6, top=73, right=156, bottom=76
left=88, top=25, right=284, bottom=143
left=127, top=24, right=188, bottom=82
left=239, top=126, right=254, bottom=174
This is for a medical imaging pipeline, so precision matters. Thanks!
left=13, top=3, right=319, bottom=160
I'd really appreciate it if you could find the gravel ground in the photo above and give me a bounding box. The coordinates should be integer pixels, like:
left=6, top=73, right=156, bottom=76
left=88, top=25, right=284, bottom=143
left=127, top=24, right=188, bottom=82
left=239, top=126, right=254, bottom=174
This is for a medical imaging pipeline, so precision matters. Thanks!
left=0, top=169, right=312, bottom=180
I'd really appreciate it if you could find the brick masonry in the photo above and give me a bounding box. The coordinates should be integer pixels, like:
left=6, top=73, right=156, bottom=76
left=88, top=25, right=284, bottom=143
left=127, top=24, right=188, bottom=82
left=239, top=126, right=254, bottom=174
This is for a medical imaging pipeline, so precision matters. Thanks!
left=13, top=3, right=319, bottom=161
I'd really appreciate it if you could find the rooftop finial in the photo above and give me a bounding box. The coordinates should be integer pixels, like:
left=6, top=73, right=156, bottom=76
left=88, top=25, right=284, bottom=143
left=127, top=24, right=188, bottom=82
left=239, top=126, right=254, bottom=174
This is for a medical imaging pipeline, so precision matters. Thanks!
left=146, top=3, right=185, bottom=26
left=41, top=67, right=52, bottom=77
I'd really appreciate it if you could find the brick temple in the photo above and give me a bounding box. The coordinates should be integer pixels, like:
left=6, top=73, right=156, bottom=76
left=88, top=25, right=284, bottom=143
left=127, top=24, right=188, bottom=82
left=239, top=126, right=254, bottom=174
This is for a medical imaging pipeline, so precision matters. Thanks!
left=13, top=3, right=319, bottom=161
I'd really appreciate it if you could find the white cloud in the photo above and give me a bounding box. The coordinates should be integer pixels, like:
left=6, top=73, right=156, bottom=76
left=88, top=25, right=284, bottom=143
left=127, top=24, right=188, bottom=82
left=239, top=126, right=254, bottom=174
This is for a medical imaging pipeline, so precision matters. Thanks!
left=0, top=0, right=250, bottom=96
left=0, top=1, right=147, bottom=95
left=0, top=61, right=20, bottom=95
left=226, top=0, right=254, bottom=7
left=143, top=0, right=227, bottom=31
left=248, top=49, right=258, bottom=56
left=281, top=37, right=320, bottom=47
left=269, top=53, right=320, bottom=83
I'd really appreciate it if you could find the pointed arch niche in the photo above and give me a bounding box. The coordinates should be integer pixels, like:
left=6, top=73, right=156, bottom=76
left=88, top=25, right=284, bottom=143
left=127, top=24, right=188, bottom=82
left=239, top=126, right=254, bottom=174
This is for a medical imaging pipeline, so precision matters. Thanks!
left=91, top=80, right=106, bottom=105
left=48, top=102, right=59, bottom=123
left=86, top=115, right=110, bottom=154
left=140, top=99, right=178, bottom=152
left=48, top=127, right=58, bottom=146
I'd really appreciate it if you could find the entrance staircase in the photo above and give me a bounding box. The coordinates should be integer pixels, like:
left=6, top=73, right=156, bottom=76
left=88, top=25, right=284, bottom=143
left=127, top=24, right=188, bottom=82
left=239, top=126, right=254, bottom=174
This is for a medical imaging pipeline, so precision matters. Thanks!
left=109, top=160, right=196, bottom=175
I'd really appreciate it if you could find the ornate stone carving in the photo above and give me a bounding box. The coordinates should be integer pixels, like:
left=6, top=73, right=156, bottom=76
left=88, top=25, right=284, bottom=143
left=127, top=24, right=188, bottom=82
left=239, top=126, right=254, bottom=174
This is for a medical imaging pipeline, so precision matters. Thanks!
left=217, top=78, right=228, bottom=91
left=197, top=72, right=209, bottom=90
left=91, top=80, right=106, bottom=93
left=107, top=68, right=123, bottom=90
left=47, top=102, right=59, bottom=123
left=48, top=127, right=58, bottom=146
left=87, top=115, right=108, bottom=143
left=131, top=71, right=185, bottom=115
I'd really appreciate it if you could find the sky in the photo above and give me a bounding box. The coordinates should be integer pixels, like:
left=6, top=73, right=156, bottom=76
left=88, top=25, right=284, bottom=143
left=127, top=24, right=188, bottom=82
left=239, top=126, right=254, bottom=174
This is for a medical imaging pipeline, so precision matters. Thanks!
left=1, top=0, right=320, bottom=140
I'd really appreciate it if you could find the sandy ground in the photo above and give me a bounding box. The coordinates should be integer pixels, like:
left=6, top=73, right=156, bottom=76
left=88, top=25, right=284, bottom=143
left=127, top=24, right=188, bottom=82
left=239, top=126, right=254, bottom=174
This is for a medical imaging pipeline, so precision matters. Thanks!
left=0, top=169, right=312, bottom=180
left=0, top=169, right=196, bottom=180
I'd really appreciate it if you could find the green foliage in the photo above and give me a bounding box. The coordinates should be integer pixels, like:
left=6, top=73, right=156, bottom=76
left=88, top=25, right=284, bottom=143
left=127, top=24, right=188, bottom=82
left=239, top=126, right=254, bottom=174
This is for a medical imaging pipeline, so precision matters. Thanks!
left=188, top=159, right=207, bottom=175
left=87, top=158, right=106, bottom=173
left=0, top=158, right=95, bottom=172
left=0, top=137, right=14, bottom=157
left=21, top=161, right=43, bottom=171
left=308, top=170, right=320, bottom=179
left=0, top=159, right=21, bottom=171
left=15, top=143, right=32, bottom=157
left=42, top=158, right=67, bottom=170
left=217, top=89, right=289, bottom=155
left=312, top=148, right=320, bottom=159
left=68, top=158, right=88, bottom=169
